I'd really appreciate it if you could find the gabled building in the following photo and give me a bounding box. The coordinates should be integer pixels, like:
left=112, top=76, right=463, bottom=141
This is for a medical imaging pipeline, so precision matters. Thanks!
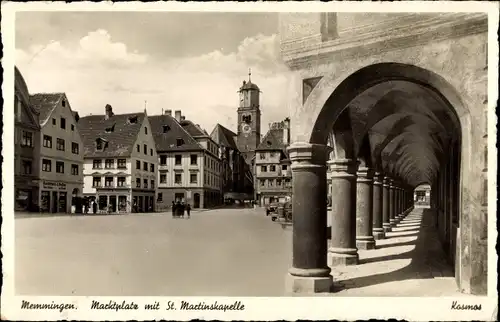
left=30, top=92, right=84, bottom=213
left=14, top=67, right=41, bottom=212
left=254, top=118, right=292, bottom=206
left=211, top=123, right=253, bottom=201
left=78, top=105, right=158, bottom=213
left=149, top=110, right=222, bottom=210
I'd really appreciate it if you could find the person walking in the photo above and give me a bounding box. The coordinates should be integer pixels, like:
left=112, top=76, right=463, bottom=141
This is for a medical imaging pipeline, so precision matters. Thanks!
left=175, top=200, right=182, bottom=218
left=180, top=202, right=186, bottom=218
left=186, top=203, right=191, bottom=219
left=171, top=201, right=176, bottom=218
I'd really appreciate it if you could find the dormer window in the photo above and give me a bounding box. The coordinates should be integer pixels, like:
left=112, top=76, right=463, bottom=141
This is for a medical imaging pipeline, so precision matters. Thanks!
left=176, top=138, right=184, bottom=147
left=105, top=124, right=115, bottom=133
left=163, top=125, right=171, bottom=133
left=128, top=116, right=138, bottom=124
left=96, top=138, right=108, bottom=151
left=62, top=100, right=66, bottom=107
left=267, top=140, right=272, bottom=146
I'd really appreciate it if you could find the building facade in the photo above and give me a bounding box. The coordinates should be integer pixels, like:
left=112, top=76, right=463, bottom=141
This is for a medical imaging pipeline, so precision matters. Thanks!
left=280, top=13, right=488, bottom=295
left=79, top=106, right=158, bottom=213
left=150, top=110, right=222, bottom=210
left=14, top=67, right=41, bottom=212
left=30, top=93, right=84, bottom=213
left=255, top=118, right=292, bottom=206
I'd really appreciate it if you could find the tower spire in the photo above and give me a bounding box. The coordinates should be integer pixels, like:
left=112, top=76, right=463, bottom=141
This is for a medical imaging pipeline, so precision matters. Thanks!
left=248, top=68, right=252, bottom=82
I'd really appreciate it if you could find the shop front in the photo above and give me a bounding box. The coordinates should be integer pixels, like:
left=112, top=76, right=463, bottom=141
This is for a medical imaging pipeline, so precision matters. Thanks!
left=89, top=187, right=132, bottom=214
left=15, top=177, right=39, bottom=212
left=132, top=189, right=156, bottom=213
left=38, top=180, right=83, bottom=214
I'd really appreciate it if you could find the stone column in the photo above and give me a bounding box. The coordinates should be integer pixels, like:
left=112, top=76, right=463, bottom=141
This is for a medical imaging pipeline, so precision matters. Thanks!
left=356, top=166, right=375, bottom=249
left=328, top=159, right=359, bottom=266
left=286, top=142, right=332, bottom=293
left=372, top=172, right=385, bottom=240
left=394, top=185, right=401, bottom=223
left=382, top=176, right=391, bottom=232
left=389, top=178, right=396, bottom=227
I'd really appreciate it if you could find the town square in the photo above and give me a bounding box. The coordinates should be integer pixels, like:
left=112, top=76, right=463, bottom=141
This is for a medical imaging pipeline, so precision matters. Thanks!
left=7, top=7, right=494, bottom=308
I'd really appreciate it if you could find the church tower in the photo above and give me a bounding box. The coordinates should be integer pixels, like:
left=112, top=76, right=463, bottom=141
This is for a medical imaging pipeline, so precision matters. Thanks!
left=236, top=69, right=261, bottom=163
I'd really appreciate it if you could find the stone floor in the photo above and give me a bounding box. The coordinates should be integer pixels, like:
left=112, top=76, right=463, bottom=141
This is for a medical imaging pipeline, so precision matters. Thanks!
left=15, top=207, right=467, bottom=297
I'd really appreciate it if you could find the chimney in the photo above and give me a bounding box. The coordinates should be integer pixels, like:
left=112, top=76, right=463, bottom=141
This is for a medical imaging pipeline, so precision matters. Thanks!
left=175, top=110, right=182, bottom=122
left=165, top=109, right=172, bottom=116
left=283, top=118, right=290, bottom=145
left=105, top=104, right=114, bottom=120
left=180, top=116, right=186, bottom=121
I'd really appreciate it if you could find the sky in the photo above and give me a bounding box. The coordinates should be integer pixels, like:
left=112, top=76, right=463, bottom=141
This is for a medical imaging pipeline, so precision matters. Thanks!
left=15, top=11, right=289, bottom=134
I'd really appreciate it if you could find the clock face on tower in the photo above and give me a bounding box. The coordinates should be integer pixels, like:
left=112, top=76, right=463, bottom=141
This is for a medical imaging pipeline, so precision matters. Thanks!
left=241, top=122, right=252, bottom=136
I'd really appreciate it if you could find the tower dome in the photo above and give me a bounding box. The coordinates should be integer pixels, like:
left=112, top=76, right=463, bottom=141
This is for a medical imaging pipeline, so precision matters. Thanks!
left=239, top=68, right=260, bottom=92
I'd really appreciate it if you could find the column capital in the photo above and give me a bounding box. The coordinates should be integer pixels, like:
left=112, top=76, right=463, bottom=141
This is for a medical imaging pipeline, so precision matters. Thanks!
left=357, top=166, right=374, bottom=182
left=373, top=172, right=383, bottom=185
left=288, top=142, right=331, bottom=167
left=327, top=159, right=359, bottom=178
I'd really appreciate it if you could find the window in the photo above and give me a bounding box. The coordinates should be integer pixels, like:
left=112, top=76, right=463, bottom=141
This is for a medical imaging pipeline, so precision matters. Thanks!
left=160, top=174, right=167, bottom=183
left=150, top=148, right=153, bottom=156
left=72, top=142, right=79, bottom=154
left=137, top=144, right=140, bottom=152
left=163, top=125, right=171, bottom=133
left=71, top=124, right=75, bottom=131
left=42, top=159, right=52, bottom=172
left=117, top=177, right=126, bottom=187
left=93, top=177, right=102, bottom=187
left=145, top=127, right=148, bottom=134
left=242, top=115, right=251, bottom=123
left=144, top=144, right=147, bottom=155
left=277, top=179, right=282, bottom=186
left=190, top=173, right=197, bottom=184
left=143, top=179, right=148, bottom=189
left=151, top=180, right=155, bottom=189
left=60, top=117, right=66, bottom=129
left=175, top=174, right=182, bottom=184
left=71, top=164, right=79, bottom=175
left=21, top=131, right=33, bottom=147
left=52, top=118, right=56, bottom=126
left=261, top=165, right=267, bottom=172
left=22, top=160, right=32, bottom=175
left=118, top=159, right=127, bottom=169
left=160, top=156, right=167, bottom=165
left=128, top=116, right=138, bottom=124
left=270, top=165, right=276, bottom=172
left=56, top=161, right=64, bottom=174
left=157, top=193, right=163, bottom=202
left=190, top=155, right=197, bottom=165
left=175, top=155, right=182, bottom=165
left=136, top=178, right=141, bottom=188
left=136, top=160, right=141, bottom=169
left=56, top=138, right=65, bottom=151
left=260, top=153, right=266, bottom=160
left=269, top=179, right=274, bottom=187
left=150, top=164, right=155, bottom=172
left=176, top=138, right=184, bottom=147
left=105, top=159, right=114, bottom=169
left=93, top=159, right=102, bottom=169
left=62, top=99, right=66, bottom=107
left=96, top=139, right=103, bottom=150
left=105, top=177, right=113, bottom=187
left=270, top=152, right=276, bottom=158
left=282, top=165, right=288, bottom=171
left=143, top=161, right=148, bottom=171
left=43, top=135, right=52, bottom=148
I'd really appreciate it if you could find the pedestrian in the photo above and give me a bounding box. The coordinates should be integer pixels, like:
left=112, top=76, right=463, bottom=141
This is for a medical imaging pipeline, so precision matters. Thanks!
left=180, top=202, right=186, bottom=218
left=172, top=201, right=176, bottom=218
left=92, top=201, right=97, bottom=214
left=175, top=200, right=182, bottom=218
left=186, top=203, right=191, bottom=218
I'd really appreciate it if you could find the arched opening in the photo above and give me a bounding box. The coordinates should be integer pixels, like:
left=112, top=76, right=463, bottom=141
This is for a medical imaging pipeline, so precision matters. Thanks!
left=193, top=193, right=200, bottom=209
left=288, top=63, right=475, bottom=295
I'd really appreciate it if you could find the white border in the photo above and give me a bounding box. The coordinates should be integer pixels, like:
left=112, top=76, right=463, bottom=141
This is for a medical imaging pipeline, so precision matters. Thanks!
left=1, top=2, right=498, bottom=321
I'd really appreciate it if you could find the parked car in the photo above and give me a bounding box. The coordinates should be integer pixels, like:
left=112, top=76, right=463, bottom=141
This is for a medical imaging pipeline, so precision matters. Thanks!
left=270, top=201, right=292, bottom=222
left=266, top=202, right=280, bottom=216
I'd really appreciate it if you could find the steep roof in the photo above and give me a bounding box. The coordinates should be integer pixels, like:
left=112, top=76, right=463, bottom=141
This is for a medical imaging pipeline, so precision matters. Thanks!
left=256, top=128, right=288, bottom=152
left=15, top=66, right=31, bottom=105
left=180, top=119, right=208, bottom=137
left=30, top=93, right=65, bottom=125
left=149, top=114, right=203, bottom=152
left=77, top=112, right=146, bottom=158
left=210, top=123, right=238, bottom=150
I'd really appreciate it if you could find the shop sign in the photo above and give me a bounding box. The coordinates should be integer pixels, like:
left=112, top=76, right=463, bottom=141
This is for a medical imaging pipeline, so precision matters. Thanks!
left=42, top=180, right=67, bottom=190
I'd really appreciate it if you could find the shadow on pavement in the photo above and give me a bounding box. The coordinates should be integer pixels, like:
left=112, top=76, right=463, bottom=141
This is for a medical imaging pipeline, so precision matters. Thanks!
left=334, top=208, right=455, bottom=291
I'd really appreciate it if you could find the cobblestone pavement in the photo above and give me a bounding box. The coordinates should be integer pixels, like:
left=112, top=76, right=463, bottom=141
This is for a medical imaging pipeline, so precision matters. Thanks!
left=15, top=207, right=465, bottom=297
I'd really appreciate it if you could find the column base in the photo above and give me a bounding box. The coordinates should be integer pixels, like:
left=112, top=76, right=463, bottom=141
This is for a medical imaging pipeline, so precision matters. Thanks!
left=328, top=247, right=359, bottom=266
left=285, top=273, right=333, bottom=294
left=383, top=224, right=392, bottom=233
left=372, top=228, right=385, bottom=240
left=390, top=219, right=397, bottom=227
left=356, top=239, right=376, bottom=250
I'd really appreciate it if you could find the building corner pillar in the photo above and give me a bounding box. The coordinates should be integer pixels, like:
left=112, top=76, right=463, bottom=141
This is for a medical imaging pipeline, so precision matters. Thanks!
left=372, top=172, right=385, bottom=240
left=285, top=142, right=332, bottom=294
left=328, top=158, right=359, bottom=266
left=356, top=166, right=376, bottom=249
